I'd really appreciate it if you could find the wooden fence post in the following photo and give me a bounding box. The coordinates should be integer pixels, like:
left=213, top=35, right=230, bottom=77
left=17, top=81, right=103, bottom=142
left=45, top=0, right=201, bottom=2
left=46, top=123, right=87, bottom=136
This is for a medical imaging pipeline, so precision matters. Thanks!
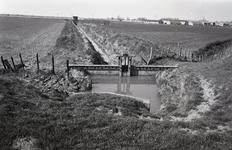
left=36, top=53, right=39, bottom=73
left=173, top=47, right=176, bottom=57
left=185, top=49, right=187, bottom=60
left=189, top=50, right=191, bottom=62
left=11, top=57, right=16, bottom=71
left=167, top=45, right=171, bottom=57
left=52, top=54, right=55, bottom=74
left=179, top=47, right=182, bottom=58
left=149, top=47, right=153, bottom=60
left=160, top=47, right=164, bottom=57
left=67, top=60, right=69, bottom=78
left=1, top=56, right=6, bottom=69
left=19, top=53, right=24, bottom=69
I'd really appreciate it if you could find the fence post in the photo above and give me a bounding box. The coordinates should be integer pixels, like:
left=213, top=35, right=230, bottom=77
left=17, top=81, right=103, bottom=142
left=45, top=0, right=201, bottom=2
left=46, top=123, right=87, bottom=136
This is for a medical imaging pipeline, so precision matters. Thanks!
left=67, top=60, right=69, bottom=78
left=179, top=47, right=182, bottom=59
left=185, top=49, right=187, bottom=60
left=173, top=47, right=176, bottom=57
left=1, top=56, right=6, bottom=69
left=11, top=57, right=16, bottom=71
left=167, top=45, right=171, bottom=56
left=19, top=53, right=24, bottom=69
left=149, top=47, right=153, bottom=60
left=52, top=54, right=55, bottom=74
left=160, top=47, right=164, bottom=57
left=36, top=53, right=39, bottom=73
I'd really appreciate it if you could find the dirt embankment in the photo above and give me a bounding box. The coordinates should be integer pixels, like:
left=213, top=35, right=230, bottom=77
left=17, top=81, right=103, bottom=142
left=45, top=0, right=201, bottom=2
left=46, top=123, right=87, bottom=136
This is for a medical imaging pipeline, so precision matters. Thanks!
left=1, top=21, right=107, bottom=97
left=79, top=23, right=160, bottom=65
left=155, top=44, right=232, bottom=133
left=32, top=21, right=110, bottom=94
left=46, top=21, right=106, bottom=68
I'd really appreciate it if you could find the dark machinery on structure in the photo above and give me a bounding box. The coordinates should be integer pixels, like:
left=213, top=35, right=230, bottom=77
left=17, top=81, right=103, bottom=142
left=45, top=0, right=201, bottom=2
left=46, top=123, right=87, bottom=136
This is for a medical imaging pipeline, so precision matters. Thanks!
left=73, top=16, right=78, bottom=25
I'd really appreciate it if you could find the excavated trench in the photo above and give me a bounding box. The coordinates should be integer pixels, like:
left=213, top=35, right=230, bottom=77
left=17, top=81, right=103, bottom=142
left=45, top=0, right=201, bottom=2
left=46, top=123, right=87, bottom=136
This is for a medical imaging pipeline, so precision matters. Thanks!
left=74, top=23, right=162, bottom=112
left=77, top=22, right=232, bottom=123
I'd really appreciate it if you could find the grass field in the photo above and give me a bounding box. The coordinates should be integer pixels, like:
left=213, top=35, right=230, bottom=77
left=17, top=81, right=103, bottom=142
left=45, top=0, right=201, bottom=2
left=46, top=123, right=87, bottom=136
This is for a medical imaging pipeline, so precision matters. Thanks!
left=105, top=21, right=232, bottom=51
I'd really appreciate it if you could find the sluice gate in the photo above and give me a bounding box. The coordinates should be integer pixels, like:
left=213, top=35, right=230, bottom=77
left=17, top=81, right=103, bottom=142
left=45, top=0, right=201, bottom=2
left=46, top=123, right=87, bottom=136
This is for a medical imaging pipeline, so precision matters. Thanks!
left=67, top=54, right=178, bottom=76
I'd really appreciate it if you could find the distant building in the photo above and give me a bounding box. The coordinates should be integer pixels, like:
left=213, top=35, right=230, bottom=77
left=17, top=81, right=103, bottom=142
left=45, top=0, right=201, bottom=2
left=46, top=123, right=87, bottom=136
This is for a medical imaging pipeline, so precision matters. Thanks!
left=180, top=20, right=188, bottom=25
left=203, top=22, right=211, bottom=26
left=160, top=18, right=182, bottom=25
left=143, top=19, right=162, bottom=24
left=188, top=21, right=194, bottom=26
left=215, top=22, right=224, bottom=27
left=192, top=21, right=204, bottom=26
left=162, top=20, right=171, bottom=25
left=170, top=20, right=181, bottom=25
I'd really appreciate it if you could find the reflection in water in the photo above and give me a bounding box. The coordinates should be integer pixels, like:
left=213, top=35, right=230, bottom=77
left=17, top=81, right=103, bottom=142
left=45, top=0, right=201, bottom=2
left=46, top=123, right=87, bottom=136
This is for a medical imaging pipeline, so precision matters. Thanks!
left=90, top=75, right=160, bottom=113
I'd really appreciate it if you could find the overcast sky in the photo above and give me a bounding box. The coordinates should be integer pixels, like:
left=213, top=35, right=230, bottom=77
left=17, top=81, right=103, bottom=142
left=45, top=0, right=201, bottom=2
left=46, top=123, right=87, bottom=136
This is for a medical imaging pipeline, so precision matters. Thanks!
left=0, top=0, right=231, bottom=21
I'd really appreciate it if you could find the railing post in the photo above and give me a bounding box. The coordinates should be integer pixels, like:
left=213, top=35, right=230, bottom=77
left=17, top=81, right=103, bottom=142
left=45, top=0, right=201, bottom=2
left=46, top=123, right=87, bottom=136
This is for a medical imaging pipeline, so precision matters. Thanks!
left=36, top=53, right=39, bottom=73
left=128, top=57, right=131, bottom=76
left=119, top=57, right=122, bottom=76
left=67, top=60, right=69, bottom=78
left=52, top=54, right=55, bottom=74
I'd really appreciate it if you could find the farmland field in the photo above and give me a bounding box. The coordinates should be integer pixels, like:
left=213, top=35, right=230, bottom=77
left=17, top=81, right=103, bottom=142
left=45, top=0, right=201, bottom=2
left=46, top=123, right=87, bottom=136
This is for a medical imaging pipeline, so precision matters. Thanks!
left=105, top=21, right=232, bottom=51
left=0, top=17, right=65, bottom=69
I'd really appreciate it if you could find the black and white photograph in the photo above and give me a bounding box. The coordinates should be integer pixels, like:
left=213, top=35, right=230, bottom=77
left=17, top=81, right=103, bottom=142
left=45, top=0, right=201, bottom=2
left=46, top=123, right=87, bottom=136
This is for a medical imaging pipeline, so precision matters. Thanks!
left=0, top=0, right=232, bottom=149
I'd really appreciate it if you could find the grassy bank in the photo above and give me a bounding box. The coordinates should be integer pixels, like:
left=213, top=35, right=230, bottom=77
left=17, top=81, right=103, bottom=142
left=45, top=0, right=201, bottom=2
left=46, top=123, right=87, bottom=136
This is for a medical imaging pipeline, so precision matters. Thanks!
left=1, top=76, right=232, bottom=149
left=156, top=42, right=232, bottom=134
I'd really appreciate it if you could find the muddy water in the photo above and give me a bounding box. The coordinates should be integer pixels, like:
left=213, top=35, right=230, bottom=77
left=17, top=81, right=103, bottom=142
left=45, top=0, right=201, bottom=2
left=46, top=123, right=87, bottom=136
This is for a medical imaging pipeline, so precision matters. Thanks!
left=89, top=75, right=160, bottom=113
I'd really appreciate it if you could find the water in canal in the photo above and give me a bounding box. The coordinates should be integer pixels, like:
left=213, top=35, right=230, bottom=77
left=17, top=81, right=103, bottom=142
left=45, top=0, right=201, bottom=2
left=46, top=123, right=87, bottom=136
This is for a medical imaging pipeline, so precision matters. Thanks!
left=89, top=75, right=160, bottom=113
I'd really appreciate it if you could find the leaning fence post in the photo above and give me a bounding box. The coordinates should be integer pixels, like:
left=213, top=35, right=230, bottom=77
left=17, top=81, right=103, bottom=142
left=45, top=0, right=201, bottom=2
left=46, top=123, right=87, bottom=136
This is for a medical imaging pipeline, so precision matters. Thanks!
left=11, top=57, right=16, bottom=71
left=19, top=53, right=24, bottom=69
left=160, top=47, right=164, bottom=57
left=1, top=56, right=6, bottom=69
left=184, top=49, right=188, bottom=61
left=36, top=53, right=39, bottom=73
left=52, top=54, right=55, bottom=74
left=167, top=45, right=171, bottom=56
left=67, top=60, right=69, bottom=78
left=179, top=47, right=182, bottom=58
left=173, top=47, right=176, bottom=57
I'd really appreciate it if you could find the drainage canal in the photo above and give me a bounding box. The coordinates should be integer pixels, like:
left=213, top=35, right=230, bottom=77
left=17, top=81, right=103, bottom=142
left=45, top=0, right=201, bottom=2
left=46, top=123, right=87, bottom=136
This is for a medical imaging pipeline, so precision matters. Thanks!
left=89, top=75, right=160, bottom=113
